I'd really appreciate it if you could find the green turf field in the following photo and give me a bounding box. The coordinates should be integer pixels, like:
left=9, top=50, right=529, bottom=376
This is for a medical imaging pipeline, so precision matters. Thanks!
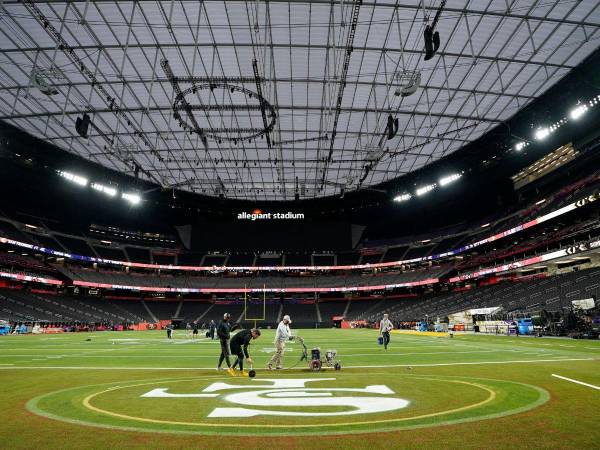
left=0, top=328, right=599, bottom=449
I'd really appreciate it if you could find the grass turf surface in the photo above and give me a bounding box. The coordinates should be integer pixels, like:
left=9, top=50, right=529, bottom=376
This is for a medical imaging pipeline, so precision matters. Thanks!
left=0, top=328, right=599, bottom=449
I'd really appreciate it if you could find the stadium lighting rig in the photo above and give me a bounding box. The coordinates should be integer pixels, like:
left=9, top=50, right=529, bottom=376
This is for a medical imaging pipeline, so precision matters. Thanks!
left=122, top=192, right=141, bottom=205
left=393, top=193, right=412, bottom=202
left=569, top=104, right=588, bottom=120
left=59, top=171, right=88, bottom=187
left=534, top=127, right=551, bottom=140
left=58, top=169, right=142, bottom=206
left=439, top=173, right=462, bottom=187
left=416, top=184, right=436, bottom=196
left=532, top=95, right=600, bottom=142
left=91, top=183, right=117, bottom=197
left=514, top=141, right=528, bottom=151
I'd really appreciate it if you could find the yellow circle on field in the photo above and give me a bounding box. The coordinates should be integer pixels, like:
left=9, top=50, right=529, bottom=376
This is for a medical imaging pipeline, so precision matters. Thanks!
left=82, top=376, right=496, bottom=428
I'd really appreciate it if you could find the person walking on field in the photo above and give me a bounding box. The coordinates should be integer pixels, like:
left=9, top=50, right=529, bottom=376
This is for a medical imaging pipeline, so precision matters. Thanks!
left=216, top=313, right=237, bottom=376
left=209, top=319, right=216, bottom=340
left=268, top=315, right=293, bottom=370
left=379, top=313, right=394, bottom=350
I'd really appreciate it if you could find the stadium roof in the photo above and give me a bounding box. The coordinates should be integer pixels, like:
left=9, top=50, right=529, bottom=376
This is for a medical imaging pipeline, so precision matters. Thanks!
left=1, top=0, right=599, bottom=201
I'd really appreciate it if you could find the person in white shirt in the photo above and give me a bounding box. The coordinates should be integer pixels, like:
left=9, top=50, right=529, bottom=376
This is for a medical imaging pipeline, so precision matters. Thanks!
left=268, top=315, right=293, bottom=370
left=379, top=313, right=394, bottom=350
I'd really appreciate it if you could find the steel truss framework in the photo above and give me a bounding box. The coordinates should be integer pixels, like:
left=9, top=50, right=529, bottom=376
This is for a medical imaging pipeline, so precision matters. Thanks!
left=0, top=0, right=599, bottom=200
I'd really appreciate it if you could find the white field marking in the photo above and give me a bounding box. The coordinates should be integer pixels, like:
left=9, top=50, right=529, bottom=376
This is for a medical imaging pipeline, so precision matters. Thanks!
left=0, top=357, right=594, bottom=370
left=342, top=358, right=596, bottom=368
left=0, top=363, right=14, bottom=365
left=0, top=349, right=528, bottom=359
left=585, top=347, right=600, bottom=350
left=552, top=374, right=600, bottom=390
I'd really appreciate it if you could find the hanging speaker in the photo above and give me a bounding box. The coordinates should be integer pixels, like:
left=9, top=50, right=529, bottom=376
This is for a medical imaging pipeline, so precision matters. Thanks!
left=75, top=113, right=91, bottom=138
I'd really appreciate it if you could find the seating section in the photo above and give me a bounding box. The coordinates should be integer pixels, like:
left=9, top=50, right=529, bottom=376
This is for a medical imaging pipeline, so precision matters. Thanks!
left=0, top=251, right=53, bottom=273
left=312, top=254, right=335, bottom=265
left=179, top=301, right=213, bottom=322
left=280, top=301, right=317, bottom=323
left=0, top=290, right=146, bottom=323
left=178, top=252, right=204, bottom=265
left=285, top=253, right=312, bottom=266
left=203, top=255, right=227, bottom=266
left=318, top=300, right=348, bottom=320
left=227, top=254, right=255, bottom=266
left=152, top=254, right=175, bottom=265
left=103, top=299, right=151, bottom=322
left=353, top=267, right=600, bottom=322
left=360, top=254, right=383, bottom=264
left=382, top=246, right=408, bottom=262
left=61, top=264, right=451, bottom=290
left=93, top=245, right=127, bottom=261
left=203, top=302, right=246, bottom=323
left=125, top=247, right=151, bottom=263
left=256, top=255, right=282, bottom=266
left=26, top=233, right=65, bottom=251
left=55, top=235, right=97, bottom=256
left=0, top=220, right=35, bottom=243
left=2, top=266, right=598, bottom=327
left=337, top=252, right=360, bottom=265
left=145, top=301, right=180, bottom=320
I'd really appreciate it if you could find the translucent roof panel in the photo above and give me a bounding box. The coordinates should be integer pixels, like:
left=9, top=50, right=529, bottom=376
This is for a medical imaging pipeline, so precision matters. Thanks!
left=0, top=0, right=599, bottom=200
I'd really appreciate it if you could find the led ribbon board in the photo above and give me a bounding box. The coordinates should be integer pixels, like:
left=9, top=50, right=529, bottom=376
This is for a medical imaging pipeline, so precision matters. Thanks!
left=449, top=237, right=600, bottom=283
left=0, top=271, right=62, bottom=285
left=71, top=278, right=439, bottom=294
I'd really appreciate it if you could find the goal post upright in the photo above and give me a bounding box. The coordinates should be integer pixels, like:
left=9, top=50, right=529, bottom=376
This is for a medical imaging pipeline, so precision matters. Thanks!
left=244, top=284, right=266, bottom=328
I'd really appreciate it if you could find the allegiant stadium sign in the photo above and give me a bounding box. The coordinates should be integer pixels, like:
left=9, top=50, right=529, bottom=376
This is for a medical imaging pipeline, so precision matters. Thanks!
left=237, top=209, right=305, bottom=221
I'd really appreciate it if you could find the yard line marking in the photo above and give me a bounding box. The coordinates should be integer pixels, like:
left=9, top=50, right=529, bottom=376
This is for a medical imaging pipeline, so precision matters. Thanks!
left=551, top=374, right=600, bottom=390
left=342, top=358, right=596, bottom=368
left=0, top=357, right=594, bottom=370
left=0, top=350, right=526, bottom=358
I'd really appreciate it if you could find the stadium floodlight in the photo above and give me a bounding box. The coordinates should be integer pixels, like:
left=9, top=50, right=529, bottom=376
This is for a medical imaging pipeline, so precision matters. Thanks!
left=569, top=104, right=588, bottom=120
left=534, top=127, right=550, bottom=140
left=91, top=183, right=117, bottom=197
left=514, top=142, right=526, bottom=151
left=122, top=192, right=141, bottom=205
left=393, top=193, right=412, bottom=202
left=439, top=173, right=462, bottom=187
left=415, top=184, right=436, bottom=196
left=59, top=170, right=88, bottom=186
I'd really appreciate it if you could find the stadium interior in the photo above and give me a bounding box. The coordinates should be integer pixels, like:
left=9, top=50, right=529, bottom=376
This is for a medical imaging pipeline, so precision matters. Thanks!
left=1, top=1, right=600, bottom=449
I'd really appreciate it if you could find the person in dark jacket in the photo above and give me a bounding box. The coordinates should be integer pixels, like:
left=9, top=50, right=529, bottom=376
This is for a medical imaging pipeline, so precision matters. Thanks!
left=216, top=313, right=238, bottom=375
left=231, top=328, right=261, bottom=375
left=209, top=320, right=216, bottom=340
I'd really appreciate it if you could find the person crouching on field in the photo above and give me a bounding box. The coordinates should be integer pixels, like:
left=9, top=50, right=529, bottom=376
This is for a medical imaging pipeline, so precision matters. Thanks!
left=231, top=328, right=261, bottom=375
left=379, top=313, right=394, bottom=350
left=268, top=315, right=293, bottom=370
left=216, top=313, right=238, bottom=376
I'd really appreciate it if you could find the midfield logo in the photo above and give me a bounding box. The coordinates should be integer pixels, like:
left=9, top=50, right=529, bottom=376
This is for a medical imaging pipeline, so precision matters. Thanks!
left=141, top=378, right=409, bottom=418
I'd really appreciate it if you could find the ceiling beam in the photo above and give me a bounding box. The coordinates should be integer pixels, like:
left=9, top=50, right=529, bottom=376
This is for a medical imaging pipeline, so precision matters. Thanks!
left=0, top=105, right=501, bottom=122
left=0, top=43, right=574, bottom=70
left=3, top=0, right=599, bottom=30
